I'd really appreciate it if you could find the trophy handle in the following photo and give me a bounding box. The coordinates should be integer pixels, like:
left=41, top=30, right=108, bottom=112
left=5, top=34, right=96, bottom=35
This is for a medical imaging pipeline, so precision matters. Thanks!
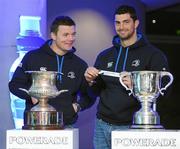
left=119, top=71, right=133, bottom=96
left=19, top=88, right=29, bottom=94
left=56, top=89, right=68, bottom=96
left=159, top=71, right=174, bottom=95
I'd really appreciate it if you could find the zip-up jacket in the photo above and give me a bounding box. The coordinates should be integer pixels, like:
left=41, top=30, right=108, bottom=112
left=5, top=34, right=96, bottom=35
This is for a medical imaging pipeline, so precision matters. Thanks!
left=91, top=34, right=169, bottom=125
left=9, top=40, right=95, bottom=125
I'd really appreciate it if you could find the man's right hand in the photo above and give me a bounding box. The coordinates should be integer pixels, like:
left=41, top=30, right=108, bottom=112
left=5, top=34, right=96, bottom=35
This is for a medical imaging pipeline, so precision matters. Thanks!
left=84, top=67, right=99, bottom=84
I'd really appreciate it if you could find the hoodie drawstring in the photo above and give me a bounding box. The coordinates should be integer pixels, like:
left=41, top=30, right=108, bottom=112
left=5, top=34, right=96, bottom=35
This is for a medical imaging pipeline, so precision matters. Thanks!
left=115, top=46, right=122, bottom=72
left=56, top=55, right=64, bottom=82
left=114, top=46, right=129, bottom=72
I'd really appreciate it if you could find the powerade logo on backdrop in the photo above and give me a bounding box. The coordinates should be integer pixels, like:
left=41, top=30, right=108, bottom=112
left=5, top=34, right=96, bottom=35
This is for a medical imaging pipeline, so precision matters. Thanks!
left=9, top=136, right=69, bottom=145
left=113, top=138, right=176, bottom=147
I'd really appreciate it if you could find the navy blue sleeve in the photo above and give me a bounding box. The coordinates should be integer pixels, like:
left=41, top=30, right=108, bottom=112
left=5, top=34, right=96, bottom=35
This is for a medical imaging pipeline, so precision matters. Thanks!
left=87, top=53, right=106, bottom=97
left=148, top=49, right=169, bottom=71
left=77, top=62, right=96, bottom=110
left=8, top=53, right=32, bottom=103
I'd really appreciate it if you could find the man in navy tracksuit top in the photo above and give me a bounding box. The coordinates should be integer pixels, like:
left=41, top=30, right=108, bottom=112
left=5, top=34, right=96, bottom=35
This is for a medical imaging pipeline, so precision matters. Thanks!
left=9, top=16, right=94, bottom=127
left=84, top=5, right=170, bottom=149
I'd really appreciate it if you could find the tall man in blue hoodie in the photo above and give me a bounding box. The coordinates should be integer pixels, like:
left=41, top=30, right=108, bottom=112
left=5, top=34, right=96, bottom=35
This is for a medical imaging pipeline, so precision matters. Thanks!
left=84, top=5, right=169, bottom=149
left=9, top=16, right=94, bottom=127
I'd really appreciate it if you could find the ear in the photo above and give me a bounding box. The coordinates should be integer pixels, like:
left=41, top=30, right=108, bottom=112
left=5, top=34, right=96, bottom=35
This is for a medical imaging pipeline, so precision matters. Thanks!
left=134, top=20, right=139, bottom=29
left=50, top=32, right=56, bottom=40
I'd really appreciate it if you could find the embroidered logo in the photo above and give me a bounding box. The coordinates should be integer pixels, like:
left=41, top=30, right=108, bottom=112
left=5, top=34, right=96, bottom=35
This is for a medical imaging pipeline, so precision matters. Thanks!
left=67, top=71, right=76, bottom=79
left=107, top=62, right=113, bottom=68
left=40, top=67, right=47, bottom=71
left=131, top=59, right=140, bottom=67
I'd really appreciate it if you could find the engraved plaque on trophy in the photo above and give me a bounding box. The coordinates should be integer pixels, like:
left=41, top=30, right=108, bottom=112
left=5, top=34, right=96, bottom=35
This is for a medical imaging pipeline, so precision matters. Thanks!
left=119, top=71, right=173, bottom=129
left=19, top=71, right=68, bottom=130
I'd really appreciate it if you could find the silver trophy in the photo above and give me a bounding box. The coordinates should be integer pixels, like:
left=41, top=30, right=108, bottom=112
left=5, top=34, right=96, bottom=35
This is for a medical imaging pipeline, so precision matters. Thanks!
left=119, top=71, right=173, bottom=129
left=19, top=71, right=68, bottom=130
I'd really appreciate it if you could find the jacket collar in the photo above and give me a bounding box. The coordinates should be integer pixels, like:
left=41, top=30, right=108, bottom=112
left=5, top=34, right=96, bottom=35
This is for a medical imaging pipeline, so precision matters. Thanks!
left=40, top=39, right=76, bottom=58
left=112, top=34, right=148, bottom=50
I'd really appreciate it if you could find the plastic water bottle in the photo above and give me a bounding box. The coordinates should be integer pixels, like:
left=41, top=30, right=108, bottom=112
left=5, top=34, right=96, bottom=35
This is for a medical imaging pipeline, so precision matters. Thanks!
left=9, top=16, right=45, bottom=129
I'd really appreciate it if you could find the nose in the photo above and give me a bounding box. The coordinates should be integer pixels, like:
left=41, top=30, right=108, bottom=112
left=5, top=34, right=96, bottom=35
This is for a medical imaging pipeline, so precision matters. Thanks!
left=119, top=23, right=124, bottom=30
left=69, top=35, right=75, bottom=41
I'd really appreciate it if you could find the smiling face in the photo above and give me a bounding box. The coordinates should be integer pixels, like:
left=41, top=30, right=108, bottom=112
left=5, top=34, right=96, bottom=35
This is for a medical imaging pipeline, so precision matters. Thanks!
left=51, top=25, right=76, bottom=55
left=114, top=13, right=139, bottom=41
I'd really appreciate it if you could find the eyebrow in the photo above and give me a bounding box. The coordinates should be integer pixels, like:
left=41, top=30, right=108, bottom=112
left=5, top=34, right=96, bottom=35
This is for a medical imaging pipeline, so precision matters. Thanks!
left=115, top=19, right=130, bottom=23
left=63, top=32, right=76, bottom=35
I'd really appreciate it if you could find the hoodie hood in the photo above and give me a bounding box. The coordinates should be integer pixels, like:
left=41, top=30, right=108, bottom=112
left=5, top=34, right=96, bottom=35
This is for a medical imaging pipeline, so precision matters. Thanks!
left=38, top=39, right=77, bottom=82
left=112, top=34, right=149, bottom=72
left=40, top=39, right=76, bottom=58
left=112, top=34, right=148, bottom=50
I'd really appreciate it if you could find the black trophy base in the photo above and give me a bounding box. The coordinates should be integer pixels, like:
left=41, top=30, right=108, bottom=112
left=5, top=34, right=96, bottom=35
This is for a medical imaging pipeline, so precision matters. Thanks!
left=22, top=124, right=64, bottom=130
left=130, top=124, right=164, bottom=129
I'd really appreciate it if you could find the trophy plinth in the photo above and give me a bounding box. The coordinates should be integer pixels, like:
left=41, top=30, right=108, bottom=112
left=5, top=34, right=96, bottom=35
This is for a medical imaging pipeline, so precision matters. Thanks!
left=19, top=71, right=68, bottom=130
left=130, top=99, right=163, bottom=129
left=120, top=71, right=173, bottom=129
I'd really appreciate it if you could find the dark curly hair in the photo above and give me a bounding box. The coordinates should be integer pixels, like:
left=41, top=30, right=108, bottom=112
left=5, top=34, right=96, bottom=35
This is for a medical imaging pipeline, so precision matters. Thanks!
left=114, top=5, right=138, bottom=21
